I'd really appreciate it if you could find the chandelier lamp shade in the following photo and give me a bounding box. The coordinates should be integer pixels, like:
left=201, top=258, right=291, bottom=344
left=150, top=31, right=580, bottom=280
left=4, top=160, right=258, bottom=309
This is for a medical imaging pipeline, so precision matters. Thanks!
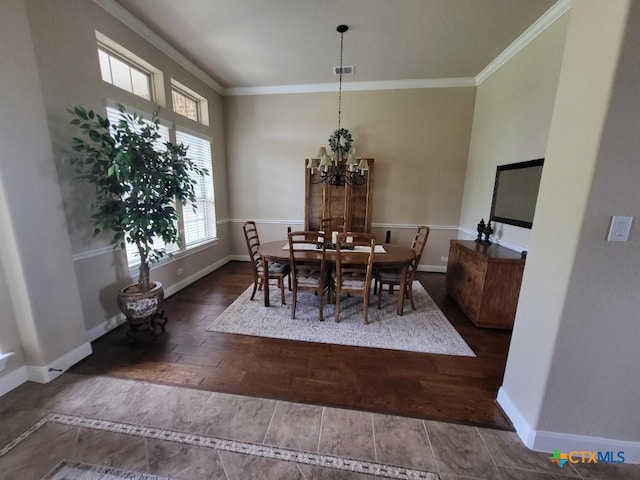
left=307, top=24, right=368, bottom=187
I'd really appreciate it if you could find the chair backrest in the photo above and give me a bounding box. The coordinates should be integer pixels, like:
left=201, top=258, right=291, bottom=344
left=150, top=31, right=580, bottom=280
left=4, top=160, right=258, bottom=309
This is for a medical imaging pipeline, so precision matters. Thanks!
left=321, top=217, right=346, bottom=234
left=335, top=232, right=375, bottom=291
left=243, top=221, right=261, bottom=275
left=409, top=226, right=430, bottom=272
left=287, top=230, right=327, bottom=288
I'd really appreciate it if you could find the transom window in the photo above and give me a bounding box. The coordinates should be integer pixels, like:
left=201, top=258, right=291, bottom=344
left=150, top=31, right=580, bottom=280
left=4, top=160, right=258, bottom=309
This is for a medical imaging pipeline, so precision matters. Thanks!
left=95, top=31, right=165, bottom=106
left=172, top=89, right=199, bottom=122
left=98, top=48, right=152, bottom=100
left=171, top=79, right=209, bottom=126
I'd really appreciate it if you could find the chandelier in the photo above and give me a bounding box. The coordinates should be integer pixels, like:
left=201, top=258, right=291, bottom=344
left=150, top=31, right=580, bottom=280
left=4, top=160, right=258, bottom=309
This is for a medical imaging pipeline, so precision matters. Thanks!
left=307, top=24, right=368, bottom=187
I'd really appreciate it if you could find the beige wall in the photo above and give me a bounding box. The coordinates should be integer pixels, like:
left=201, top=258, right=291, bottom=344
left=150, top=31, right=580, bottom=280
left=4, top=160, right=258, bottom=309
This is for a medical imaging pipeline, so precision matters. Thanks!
left=459, top=14, right=569, bottom=249
left=224, top=87, right=476, bottom=268
left=0, top=0, right=88, bottom=374
left=501, top=0, right=640, bottom=451
left=23, top=0, right=231, bottom=334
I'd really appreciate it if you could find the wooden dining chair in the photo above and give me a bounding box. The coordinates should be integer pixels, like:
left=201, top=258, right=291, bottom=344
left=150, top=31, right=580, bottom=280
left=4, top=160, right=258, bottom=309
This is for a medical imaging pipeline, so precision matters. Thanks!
left=335, top=232, right=376, bottom=324
left=243, top=221, right=289, bottom=305
left=375, top=225, right=430, bottom=315
left=321, top=217, right=346, bottom=235
left=288, top=230, right=329, bottom=321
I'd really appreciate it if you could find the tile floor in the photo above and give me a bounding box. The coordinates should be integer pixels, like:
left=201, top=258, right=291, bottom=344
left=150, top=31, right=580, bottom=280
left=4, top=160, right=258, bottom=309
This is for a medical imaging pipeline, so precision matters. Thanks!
left=0, top=373, right=638, bottom=480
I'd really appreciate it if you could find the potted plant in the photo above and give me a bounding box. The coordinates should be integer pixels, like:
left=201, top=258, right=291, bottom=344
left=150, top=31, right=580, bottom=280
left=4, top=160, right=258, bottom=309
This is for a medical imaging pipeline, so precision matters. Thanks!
left=68, top=104, right=208, bottom=339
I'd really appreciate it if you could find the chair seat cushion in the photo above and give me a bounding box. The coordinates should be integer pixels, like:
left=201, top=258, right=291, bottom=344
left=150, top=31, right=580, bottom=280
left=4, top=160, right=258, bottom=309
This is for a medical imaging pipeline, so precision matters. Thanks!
left=376, top=268, right=404, bottom=283
left=257, top=262, right=289, bottom=276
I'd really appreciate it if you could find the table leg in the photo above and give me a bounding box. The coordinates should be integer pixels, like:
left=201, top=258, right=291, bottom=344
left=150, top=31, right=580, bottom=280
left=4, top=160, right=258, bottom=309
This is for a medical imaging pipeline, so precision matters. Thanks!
left=262, top=257, right=270, bottom=307
left=398, top=263, right=408, bottom=316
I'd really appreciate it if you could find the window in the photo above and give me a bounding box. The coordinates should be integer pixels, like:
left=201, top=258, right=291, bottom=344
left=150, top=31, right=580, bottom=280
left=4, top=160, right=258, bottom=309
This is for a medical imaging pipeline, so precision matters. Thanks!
left=172, top=89, right=199, bottom=122
left=95, top=31, right=165, bottom=106
left=99, top=48, right=152, bottom=100
left=171, top=79, right=209, bottom=126
left=176, top=130, right=216, bottom=245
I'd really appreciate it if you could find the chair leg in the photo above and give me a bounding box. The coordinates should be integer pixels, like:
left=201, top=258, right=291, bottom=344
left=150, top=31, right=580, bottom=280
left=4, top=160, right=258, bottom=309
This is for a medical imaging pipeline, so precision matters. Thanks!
left=335, top=292, right=341, bottom=323
left=363, top=291, right=370, bottom=324
left=288, top=273, right=292, bottom=291
left=279, top=277, right=286, bottom=305
left=291, top=291, right=297, bottom=319
left=318, top=286, right=324, bottom=322
left=250, top=280, right=258, bottom=300
left=377, top=281, right=383, bottom=309
left=408, top=282, right=416, bottom=310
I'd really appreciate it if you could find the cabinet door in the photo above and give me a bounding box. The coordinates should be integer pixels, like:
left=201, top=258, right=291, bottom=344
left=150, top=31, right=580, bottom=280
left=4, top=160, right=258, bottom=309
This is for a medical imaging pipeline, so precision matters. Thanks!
left=304, top=159, right=374, bottom=233
left=455, top=248, right=485, bottom=323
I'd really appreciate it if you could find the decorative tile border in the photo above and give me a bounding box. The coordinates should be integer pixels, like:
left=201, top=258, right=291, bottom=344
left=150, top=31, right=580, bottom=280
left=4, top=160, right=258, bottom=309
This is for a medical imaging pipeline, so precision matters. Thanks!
left=1, top=413, right=439, bottom=480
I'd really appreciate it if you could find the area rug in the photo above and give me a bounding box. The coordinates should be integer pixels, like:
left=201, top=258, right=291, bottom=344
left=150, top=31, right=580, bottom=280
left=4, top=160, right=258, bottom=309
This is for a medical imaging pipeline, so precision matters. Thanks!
left=43, top=460, right=170, bottom=479
left=205, top=281, right=475, bottom=357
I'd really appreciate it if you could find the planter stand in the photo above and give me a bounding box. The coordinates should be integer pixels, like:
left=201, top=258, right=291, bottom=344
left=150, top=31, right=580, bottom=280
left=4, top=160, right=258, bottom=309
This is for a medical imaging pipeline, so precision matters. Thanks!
left=117, top=281, right=168, bottom=343
left=125, top=309, right=168, bottom=342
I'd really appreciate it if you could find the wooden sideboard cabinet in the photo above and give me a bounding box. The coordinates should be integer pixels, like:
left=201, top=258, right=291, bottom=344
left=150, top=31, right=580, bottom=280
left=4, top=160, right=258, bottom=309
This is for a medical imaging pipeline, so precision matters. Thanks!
left=445, top=240, right=525, bottom=329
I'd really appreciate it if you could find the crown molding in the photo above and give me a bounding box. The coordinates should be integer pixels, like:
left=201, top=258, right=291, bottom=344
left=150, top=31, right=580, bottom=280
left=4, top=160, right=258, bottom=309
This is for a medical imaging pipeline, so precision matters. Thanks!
left=95, top=0, right=569, bottom=96
left=224, top=77, right=476, bottom=96
left=476, top=0, right=571, bottom=85
left=92, top=0, right=224, bottom=94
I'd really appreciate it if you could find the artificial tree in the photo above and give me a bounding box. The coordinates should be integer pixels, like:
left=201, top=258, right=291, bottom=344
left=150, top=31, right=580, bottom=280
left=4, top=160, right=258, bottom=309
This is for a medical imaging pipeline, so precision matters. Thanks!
left=68, top=104, right=208, bottom=292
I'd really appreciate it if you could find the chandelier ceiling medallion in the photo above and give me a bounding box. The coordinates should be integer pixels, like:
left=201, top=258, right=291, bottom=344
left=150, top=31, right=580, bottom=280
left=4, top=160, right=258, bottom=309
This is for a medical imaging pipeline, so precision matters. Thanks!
left=307, top=24, right=368, bottom=187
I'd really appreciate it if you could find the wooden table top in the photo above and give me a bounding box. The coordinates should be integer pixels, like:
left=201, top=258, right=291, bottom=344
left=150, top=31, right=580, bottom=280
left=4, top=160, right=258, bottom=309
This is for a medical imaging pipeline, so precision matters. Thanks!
left=258, top=240, right=415, bottom=266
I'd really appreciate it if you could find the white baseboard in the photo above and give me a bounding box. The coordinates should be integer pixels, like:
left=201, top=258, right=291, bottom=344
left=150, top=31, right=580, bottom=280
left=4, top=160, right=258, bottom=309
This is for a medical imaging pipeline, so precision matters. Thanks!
left=0, top=366, right=28, bottom=397
left=164, top=255, right=232, bottom=297
left=417, top=264, right=447, bottom=273
left=497, top=387, right=640, bottom=464
left=497, top=387, right=537, bottom=447
left=0, top=341, right=93, bottom=396
left=26, top=342, right=93, bottom=383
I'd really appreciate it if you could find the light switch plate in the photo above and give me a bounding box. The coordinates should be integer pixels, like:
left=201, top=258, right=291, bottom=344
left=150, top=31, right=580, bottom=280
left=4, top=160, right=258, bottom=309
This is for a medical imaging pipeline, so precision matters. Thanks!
left=607, top=215, right=633, bottom=242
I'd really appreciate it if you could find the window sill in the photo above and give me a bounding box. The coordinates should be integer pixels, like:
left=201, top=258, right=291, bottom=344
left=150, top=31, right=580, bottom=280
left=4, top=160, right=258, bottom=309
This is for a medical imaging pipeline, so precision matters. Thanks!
left=0, top=352, right=15, bottom=372
left=127, top=237, right=219, bottom=278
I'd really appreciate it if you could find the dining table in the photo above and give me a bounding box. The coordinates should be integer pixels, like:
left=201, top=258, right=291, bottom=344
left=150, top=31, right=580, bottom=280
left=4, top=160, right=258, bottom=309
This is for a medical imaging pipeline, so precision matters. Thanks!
left=257, top=240, right=416, bottom=315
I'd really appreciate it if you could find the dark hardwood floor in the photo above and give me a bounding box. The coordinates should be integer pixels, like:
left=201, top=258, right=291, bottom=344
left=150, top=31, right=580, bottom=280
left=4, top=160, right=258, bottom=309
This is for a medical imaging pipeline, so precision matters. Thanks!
left=70, top=261, right=514, bottom=430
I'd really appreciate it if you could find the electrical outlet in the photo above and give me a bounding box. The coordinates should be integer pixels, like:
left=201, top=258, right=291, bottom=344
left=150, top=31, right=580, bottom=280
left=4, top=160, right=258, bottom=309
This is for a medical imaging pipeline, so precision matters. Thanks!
left=177, top=268, right=184, bottom=276
left=440, top=256, right=448, bottom=262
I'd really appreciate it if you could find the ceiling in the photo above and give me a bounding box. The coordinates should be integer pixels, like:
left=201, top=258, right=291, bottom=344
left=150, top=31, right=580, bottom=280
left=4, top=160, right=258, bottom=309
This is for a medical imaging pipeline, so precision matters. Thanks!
left=113, top=0, right=558, bottom=90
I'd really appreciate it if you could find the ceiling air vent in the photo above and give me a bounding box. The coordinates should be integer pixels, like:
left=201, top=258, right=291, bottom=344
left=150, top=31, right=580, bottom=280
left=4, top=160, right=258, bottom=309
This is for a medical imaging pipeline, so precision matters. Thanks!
left=333, top=65, right=354, bottom=75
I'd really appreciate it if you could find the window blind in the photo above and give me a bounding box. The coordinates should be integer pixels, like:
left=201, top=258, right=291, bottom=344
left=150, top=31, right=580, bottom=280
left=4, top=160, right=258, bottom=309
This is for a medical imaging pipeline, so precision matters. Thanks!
left=175, top=130, right=216, bottom=246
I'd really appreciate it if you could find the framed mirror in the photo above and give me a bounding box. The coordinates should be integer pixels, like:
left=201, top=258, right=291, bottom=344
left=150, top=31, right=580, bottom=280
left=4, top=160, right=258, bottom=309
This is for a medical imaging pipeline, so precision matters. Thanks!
left=490, top=159, right=544, bottom=229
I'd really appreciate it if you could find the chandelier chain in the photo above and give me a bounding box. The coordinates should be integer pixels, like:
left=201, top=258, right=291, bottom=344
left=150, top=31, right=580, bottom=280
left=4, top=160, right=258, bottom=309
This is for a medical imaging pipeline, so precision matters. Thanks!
left=337, top=29, right=344, bottom=136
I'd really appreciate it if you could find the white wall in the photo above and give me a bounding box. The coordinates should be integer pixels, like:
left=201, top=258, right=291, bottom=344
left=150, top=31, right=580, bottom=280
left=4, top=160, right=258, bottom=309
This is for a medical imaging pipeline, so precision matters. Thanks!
left=500, top=0, right=640, bottom=459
